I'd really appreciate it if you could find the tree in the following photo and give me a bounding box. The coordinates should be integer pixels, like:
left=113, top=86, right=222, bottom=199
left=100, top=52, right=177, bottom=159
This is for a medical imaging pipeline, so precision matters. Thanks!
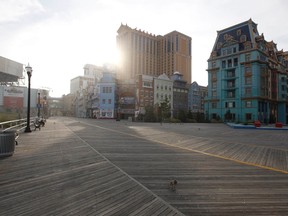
left=143, top=106, right=157, bottom=122
left=177, top=109, right=187, bottom=122
left=159, top=97, right=171, bottom=121
left=187, top=109, right=193, bottom=119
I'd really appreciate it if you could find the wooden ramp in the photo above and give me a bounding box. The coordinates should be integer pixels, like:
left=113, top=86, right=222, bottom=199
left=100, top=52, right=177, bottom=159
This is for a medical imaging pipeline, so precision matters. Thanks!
left=0, top=119, right=182, bottom=216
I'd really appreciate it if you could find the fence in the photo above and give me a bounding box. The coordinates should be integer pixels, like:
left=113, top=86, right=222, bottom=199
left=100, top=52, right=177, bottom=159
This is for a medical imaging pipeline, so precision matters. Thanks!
left=0, top=118, right=35, bottom=156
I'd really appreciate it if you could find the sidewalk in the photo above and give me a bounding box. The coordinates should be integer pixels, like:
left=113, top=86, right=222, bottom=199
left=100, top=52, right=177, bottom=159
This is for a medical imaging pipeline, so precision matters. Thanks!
left=0, top=118, right=183, bottom=216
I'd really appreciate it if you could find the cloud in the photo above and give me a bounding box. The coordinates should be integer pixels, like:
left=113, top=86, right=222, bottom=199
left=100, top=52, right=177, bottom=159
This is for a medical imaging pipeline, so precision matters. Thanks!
left=0, top=0, right=44, bottom=23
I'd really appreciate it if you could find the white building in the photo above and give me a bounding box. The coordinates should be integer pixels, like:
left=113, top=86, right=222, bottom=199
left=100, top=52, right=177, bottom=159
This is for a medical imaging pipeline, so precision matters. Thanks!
left=83, top=64, right=104, bottom=80
left=153, top=73, right=173, bottom=106
left=70, top=76, right=95, bottom=94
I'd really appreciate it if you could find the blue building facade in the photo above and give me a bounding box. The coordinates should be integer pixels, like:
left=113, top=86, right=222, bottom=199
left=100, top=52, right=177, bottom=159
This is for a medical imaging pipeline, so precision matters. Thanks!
left=98, top=71, right=116, bottom=118
left=206, top=19, right=288, bottom=123
left=188, top=81, right=207, bottom=114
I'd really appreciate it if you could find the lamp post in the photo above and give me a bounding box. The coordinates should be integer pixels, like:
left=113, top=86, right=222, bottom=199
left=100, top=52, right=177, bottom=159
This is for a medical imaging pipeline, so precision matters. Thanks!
left=37, top=92, right=41, bottom=118
left=24, top=64, right=32, bottom=133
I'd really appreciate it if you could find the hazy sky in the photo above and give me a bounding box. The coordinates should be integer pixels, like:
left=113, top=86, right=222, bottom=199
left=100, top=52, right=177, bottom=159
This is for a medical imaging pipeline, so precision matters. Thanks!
left=1, top=0, right=287, bottom=97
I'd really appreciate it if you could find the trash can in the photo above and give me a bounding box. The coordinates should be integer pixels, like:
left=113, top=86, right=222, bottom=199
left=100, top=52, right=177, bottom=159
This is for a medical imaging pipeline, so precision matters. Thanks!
left=0, top=131, right=16, bottom=157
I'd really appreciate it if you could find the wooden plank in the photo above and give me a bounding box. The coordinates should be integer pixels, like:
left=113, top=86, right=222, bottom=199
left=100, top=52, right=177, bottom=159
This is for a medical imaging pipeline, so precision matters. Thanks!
left=73, top=119, right=288, bottom=215
left=0, top=118, right=183, bottom=216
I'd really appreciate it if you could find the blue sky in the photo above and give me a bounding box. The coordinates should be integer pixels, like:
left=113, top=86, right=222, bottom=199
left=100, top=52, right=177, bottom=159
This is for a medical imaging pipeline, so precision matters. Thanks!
left=0, top=0, right=287, bottom=96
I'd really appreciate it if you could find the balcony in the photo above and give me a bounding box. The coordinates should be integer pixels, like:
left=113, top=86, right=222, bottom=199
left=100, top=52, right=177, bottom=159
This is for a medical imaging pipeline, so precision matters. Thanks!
left=245, top=72, right=252, bottom=77
left=224, top=85, right=236, bottom=91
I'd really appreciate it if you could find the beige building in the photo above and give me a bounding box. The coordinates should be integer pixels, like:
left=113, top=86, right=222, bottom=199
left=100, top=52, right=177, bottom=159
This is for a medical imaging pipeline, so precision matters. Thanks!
left=117, top=24, right=192, bottom=83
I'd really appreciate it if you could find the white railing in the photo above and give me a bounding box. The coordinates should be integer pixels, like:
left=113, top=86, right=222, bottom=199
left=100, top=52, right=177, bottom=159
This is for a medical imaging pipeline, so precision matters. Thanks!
left=0, top=118, right=36, bottom=132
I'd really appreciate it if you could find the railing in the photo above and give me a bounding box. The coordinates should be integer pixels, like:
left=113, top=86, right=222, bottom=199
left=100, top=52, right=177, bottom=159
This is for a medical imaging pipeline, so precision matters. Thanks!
left=0, top=117, right=38, bottom=156
left=0, top=117, right=36, bottom=133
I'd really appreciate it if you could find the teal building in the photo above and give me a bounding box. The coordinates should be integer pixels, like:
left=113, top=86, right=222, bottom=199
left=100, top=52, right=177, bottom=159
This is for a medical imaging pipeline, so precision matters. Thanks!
left=206, top=19, right=288, bottom=124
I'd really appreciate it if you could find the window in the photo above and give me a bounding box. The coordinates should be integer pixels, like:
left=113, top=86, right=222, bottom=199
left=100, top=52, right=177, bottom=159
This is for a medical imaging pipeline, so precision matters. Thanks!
left=212, top=102, right=217, bottom=108
left=245, top=101, right=252, bottom=108
left=228, top=59, right=232, bottom=68
left=245, top=43, right=251, bottom=50
left=245, top=66, right=251, bottom=73
left=246, top=113, right=252, bottom=121
left=227, top=48, right=232, bottom=55
left=108, top=99, right=112, bottom=104
left=212, top=90, right=217, bottom=97
left=237, top=29, right=241, bottom=36
left=222, top=60, right=226, bottom=68
left=212, top=61, right=216, bottom=68
left=227, top=91, right=235, bottom=98
left=227, top=70, right=235, bottom=78
left=245, top=77, right=252, bottom=85
left=245, top=54, right=251, bottom=62
left=245, top=87, right=252, bottom=96
left=225, top=101, right=235, bottom=108
left=102, top=86, right=112, bottom=93
left=176, top=35, right=179, bottom=51
left=102, top=99, right=105, bottom=104
left=240, top=35, right=247, bottom=42
left=143, top=81, right=152, bottom=88
left=217, top=42, right=222, bottom=49
left=212, top=81, right=217, bottom=88
left=233, top=58, right=238, bottom=67
left=228, top=81, right=234, bottom=88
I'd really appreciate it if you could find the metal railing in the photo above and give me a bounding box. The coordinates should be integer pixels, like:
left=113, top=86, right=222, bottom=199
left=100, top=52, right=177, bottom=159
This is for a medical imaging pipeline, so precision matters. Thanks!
left=0, top=118, right=36, bottom=133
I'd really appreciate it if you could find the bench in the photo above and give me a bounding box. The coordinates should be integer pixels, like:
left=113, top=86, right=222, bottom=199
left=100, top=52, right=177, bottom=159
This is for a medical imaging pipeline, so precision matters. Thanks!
left=34, top=121, right=41, bottom=131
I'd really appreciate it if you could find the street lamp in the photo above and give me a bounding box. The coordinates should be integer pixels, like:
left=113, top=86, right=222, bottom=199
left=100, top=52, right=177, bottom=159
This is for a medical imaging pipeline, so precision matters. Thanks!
left=37, top=92, right=40, bottom=117
left=24, top=63, right=32, bottom=133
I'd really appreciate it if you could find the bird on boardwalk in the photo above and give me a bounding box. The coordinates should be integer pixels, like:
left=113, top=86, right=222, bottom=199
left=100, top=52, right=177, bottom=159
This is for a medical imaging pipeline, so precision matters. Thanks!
left=169, top=179, right=178, bottom=191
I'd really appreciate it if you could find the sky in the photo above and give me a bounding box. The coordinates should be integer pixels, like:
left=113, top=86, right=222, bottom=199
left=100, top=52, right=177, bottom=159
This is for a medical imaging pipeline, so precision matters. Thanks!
left=0, top=0, right=288, bottom=97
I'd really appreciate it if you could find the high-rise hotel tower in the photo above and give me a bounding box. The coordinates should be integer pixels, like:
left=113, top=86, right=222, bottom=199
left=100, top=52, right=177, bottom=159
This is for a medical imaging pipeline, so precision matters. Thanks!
left=116, top=24, right=192, bottom=83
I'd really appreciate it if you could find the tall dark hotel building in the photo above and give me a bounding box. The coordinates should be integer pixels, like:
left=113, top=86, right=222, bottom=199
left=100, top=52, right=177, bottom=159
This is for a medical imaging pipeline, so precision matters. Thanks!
left=117, top=24, right=192, bottom=83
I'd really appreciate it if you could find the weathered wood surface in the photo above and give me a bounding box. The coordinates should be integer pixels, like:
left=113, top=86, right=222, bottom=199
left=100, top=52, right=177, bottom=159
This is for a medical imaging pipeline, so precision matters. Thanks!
left=71, top=119, right=288, bottom=215
left=2, top=117, right=288, bottom=215
left=0, top=119, right=182, bottom=216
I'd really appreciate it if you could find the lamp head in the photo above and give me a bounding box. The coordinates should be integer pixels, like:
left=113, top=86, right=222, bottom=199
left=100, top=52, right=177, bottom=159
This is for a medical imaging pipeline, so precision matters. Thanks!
left=25, top=63, right=32, bottom=77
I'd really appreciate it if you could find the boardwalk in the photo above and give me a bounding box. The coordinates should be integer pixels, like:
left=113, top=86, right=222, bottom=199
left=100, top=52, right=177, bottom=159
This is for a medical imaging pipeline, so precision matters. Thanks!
left=0, top=118, right=182, bottom=216
left=1, top=117, right=288, bottom=215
